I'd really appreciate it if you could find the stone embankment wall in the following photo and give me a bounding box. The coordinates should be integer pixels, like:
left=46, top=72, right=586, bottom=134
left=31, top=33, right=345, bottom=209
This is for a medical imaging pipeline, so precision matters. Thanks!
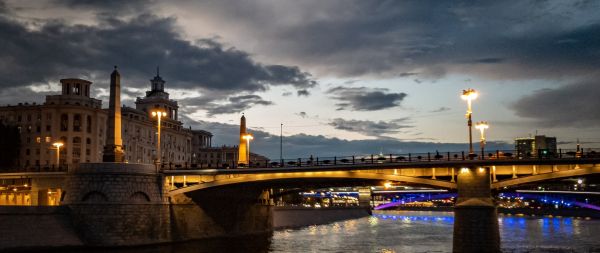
left=272, top=206, right=371, bottom=229
left=0, top=206, right=83, bottom=250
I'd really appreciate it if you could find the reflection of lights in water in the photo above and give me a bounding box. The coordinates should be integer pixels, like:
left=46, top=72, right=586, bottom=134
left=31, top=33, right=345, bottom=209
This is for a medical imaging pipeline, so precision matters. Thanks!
left=332, top=223, right=341, bottom=233
left=380, top=249, right=396, bottom=253
left=369, top=216, right=379, bottom=226
left=308, top=225, right=317, bottom=235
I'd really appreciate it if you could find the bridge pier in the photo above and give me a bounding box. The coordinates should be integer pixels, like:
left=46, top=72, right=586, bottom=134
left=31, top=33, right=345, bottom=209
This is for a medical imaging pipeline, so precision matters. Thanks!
left=453, top=166, right=500, bottom=253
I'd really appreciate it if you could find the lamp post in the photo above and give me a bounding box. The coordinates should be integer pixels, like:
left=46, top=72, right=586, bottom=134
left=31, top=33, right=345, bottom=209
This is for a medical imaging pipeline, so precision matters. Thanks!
left=242, top=134, right=254, bottom=165
left=461, top=88, right=478, bottom=156
left=52, top=142, right=64, bottom=167
left=152, top=111, right=165, bottom=166
left=475, top=121, right=489, bottom=159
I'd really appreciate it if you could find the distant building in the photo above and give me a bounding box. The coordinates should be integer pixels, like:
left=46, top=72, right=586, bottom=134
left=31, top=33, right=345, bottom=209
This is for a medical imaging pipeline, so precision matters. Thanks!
left=194, top=145, right=268, bottom=168
left=514, top=135, right=557, bottom=157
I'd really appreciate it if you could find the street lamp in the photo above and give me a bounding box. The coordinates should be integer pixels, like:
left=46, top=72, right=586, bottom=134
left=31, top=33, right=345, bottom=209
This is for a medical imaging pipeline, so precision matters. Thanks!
left=461, top=88, right=478, bottom=156
left=242, top=134, right=254, bottom=165
left=52, top=142, right=64, bottom=167
left=475, top=121, right=489, bottom=159
left=151, top=111, right=166, bottom=166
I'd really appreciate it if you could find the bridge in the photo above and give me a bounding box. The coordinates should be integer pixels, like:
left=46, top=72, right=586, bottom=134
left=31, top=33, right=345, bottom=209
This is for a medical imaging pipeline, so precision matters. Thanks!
left=1, top=149, right=599, bottom=252
left=162, top=150, right=600, bottom=195
left=1, top=149, right=599, bottom=204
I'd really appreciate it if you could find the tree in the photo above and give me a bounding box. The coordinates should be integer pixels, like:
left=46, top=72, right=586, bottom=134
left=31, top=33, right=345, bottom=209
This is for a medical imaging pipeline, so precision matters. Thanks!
left=0, top=122, right=21, bottom=171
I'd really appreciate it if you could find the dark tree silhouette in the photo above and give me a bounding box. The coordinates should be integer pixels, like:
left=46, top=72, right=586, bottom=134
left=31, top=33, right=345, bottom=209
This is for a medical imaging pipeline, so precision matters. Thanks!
left=0, top=122, right=21, bottom=171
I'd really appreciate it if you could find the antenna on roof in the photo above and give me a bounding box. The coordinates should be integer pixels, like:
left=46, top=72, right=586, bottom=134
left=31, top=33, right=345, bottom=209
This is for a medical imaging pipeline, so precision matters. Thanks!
left=156, top=66, right=160, bottom=77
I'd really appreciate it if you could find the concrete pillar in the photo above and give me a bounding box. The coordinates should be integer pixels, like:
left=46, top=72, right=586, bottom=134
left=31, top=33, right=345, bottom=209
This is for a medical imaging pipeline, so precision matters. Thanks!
left=431, top=167, right=436, bottom=180
left=532, top=165, right=537, bottom=175
left=492, top=166, right=497, bottom=183
left=357, top=187, right=372, bottom=208
left=453, top=166, right=500, bottom=253
left=451, top=167, right=455, bottom=182
left=553, top=165, right=559, bottom=172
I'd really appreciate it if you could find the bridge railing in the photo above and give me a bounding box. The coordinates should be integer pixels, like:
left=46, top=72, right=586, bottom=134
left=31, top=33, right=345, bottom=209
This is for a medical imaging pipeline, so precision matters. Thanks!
left=157, top=148, right=600, bottom=170
left=3, top=148, right=597, bottom=173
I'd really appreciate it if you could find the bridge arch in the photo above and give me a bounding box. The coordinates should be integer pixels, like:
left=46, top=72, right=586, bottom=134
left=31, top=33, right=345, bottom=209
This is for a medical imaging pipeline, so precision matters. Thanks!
left=168, top=171, right=456, bottom=196
left=493, top=165, right=600, bottom=189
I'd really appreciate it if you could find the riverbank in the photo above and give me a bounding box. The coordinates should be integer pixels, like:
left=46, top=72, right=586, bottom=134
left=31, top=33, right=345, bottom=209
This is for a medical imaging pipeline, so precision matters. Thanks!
left=390, top=206, right=600, bottom=218
left=0, top=205, right=370, bottom=252
left=273, top=206, right=371, bottom=229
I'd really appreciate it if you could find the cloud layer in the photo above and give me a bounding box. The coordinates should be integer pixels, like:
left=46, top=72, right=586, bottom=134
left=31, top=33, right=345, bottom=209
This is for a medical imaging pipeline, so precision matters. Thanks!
left=0, top=10, right=315, bottom=113
left=328, top=118, right=412, bottom=137
left=327, top=86, right=407, bottom=111
left=511, top=79, right=600, bottom=127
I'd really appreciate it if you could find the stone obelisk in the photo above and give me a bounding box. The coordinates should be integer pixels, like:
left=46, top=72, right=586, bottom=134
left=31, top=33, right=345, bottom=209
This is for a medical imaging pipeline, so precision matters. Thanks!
left=237, top=114, right=248, bottom=165
left=103, top=66, right=125, bottom=162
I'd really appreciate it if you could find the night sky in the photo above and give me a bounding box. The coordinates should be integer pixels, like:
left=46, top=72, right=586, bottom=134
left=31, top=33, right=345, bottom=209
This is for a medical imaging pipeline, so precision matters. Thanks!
left=1, top=0, right=599, bottom=158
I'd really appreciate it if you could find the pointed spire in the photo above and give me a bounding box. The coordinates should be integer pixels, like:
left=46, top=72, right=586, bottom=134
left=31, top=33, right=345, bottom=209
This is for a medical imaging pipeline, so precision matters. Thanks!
left=156, top=65, right=160, bottom=77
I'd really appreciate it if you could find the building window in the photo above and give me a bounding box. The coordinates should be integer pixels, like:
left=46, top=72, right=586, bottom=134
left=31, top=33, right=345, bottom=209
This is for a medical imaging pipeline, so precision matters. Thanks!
left=25, top=149, right=30, bottom=155
left=46, top=125, right=51, bottom=131
left=86, top=115, right=92, bottom=133
left=36, top=137, right=41, bottom=143
left=86, top=138, right=91, bottom=145
left=60, top=114, right=68, bottom=131
left=73, top=114, right=81, bottom=132
left=45, top=136, right=51, bottom=143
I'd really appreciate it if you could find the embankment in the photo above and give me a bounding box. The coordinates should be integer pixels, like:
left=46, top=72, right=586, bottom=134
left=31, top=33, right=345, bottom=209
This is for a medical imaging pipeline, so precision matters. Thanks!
left=273, top=206, right=371, bottom=229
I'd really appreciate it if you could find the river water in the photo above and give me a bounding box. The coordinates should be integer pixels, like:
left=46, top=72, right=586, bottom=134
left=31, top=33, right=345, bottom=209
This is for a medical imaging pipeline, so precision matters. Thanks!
left=77, top=210, right=600, bottom=253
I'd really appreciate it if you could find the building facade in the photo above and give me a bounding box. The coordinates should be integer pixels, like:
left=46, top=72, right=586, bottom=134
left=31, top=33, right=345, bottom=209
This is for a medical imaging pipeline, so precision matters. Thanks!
left=0, top=72, right=201, bottom=170
left=514, top=135, right=557, bottom=157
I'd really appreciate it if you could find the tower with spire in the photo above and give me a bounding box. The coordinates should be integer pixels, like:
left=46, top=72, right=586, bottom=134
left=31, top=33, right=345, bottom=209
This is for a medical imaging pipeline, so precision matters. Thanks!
left=135, top=66, right=179, bottom=121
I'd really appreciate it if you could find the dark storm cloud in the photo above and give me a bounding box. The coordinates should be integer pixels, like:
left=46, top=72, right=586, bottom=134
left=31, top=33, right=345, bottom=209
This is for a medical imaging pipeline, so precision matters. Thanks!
left=328, top=118, right=412, bottom=137
left=0, top=13, right=315, bottom=98
left=511, top=79, right=600, bottom=127
left=53, top=0, right=151, bottom=12
left=327, top=86, right=407, bottom=111
left=182, top=116, right=512, bottom=159
left=297, top=89, right=310, bottom=97
left=183, top=1, right=600, bottom=80
left=189, top=94, right=273, bottom=116
left=430, top=107, right=451, bottom=113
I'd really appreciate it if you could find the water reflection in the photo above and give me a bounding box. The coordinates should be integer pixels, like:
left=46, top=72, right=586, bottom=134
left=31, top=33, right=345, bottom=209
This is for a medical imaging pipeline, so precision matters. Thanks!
left=52, top=211, right=600, bottom=253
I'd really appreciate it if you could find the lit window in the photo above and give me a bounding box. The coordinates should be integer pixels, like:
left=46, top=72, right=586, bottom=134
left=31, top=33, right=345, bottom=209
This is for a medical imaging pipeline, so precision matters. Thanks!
left=36, top=137, right=41, bottom=143
left=45, top=136, right=51, bottom=143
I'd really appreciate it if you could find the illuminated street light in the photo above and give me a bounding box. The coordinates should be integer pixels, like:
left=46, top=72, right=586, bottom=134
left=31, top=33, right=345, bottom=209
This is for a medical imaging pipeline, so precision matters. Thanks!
left=52, top=142, right=64, bottom=166
left=475, top=121, right=489, bottom=159
left=577, top=179, right=583, bottom=185
left=242, top=134, right=254, bottom=165
left=461, top=88, right=478, bottom=156
left=383, top=182, right=392, bottom=189
left=152, top=111, right=166, bottom=165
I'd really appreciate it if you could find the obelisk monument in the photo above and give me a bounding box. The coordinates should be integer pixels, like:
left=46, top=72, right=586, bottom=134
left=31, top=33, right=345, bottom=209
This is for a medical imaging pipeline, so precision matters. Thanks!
left=237, top=114, right=248, bottom=165
left=103, top=66, right=125, bottom=162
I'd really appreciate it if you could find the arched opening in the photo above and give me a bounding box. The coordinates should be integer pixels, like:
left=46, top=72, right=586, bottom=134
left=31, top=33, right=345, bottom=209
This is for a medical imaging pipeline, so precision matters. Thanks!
left=130, top=191, right=151, bottom=203
left=81, top=191, right=108, bottom=202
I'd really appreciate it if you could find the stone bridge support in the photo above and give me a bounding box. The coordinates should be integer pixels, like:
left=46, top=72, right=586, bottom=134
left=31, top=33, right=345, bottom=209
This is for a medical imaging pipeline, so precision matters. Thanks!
left=62, top=163, right=170, bottom=246
left=453, top=166, right=500, bottom=253
left=169, top=185, right=273, bottom=241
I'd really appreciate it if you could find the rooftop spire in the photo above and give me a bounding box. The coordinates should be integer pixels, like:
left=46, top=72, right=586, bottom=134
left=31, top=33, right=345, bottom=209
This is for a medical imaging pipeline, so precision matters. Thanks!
left=156, top=65, right=160, bottom=77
